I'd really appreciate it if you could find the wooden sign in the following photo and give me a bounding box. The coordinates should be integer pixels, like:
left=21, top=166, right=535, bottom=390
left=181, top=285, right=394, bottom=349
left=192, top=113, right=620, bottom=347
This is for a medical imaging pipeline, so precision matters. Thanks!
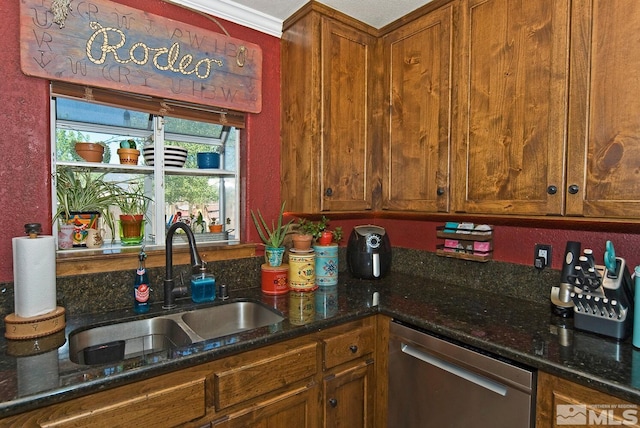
left=20, top=0, right=262, bottom=113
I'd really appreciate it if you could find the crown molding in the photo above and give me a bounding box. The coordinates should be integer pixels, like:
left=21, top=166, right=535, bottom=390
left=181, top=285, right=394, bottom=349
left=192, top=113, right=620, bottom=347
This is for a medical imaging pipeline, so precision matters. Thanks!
left=167, top=0, right=283, bottom=38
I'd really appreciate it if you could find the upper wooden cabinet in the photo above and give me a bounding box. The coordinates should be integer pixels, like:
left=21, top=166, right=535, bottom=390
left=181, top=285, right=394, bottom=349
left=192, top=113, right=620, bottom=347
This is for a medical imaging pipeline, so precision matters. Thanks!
left=452, top=0, right=571, bottom=215
left=565, top=1, right=640, bottom=218
left=282, top=0, right=640, bottom=220
left=382, top=4, right=454, bottom=212
left=281, top=6, right=377, bottom=212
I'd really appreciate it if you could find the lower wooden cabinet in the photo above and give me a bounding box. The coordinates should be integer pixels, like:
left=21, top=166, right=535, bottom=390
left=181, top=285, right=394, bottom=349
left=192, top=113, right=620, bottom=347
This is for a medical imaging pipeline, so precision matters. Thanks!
left=211, top=384, right=320, bottom=428
left=6, top=317, right=640, bottom=428
left=0, top=317, right=377, bottom=428
left=324, top=360, right=375, bottom=428
left=536, top=371, right=640, bottom=428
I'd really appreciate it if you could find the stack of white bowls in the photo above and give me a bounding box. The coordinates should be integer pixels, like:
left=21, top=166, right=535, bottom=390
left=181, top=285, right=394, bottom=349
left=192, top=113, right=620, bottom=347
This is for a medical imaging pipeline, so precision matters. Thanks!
left=142, top=145, right=188, bottom=167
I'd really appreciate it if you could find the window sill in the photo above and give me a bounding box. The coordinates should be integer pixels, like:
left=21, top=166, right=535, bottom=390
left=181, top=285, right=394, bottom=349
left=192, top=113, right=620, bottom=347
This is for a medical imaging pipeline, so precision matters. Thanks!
left=56, top=242, right=257, bottom=277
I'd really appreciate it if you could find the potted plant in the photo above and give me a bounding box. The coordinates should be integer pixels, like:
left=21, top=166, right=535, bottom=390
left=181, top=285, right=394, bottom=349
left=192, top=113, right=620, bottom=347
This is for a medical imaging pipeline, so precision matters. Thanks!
left=54, top=167, right=121, bottom=246
left=295, top=216, right=342, bottom=246
left=115, top=181, right=150, bottom=245
left=317, top=225, right=343, bottom=246
left=293, top=216, right=328, bottom=251
left=251, top=201, right=293, bottom=267
left=208, top=216, right=223, bottom=233
left=116, top=139, right=140, bottom=165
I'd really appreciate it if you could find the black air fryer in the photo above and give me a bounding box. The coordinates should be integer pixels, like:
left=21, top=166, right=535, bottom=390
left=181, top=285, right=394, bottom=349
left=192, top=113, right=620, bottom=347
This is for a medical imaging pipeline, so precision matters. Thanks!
left=347, top=225, right=392, bottom=279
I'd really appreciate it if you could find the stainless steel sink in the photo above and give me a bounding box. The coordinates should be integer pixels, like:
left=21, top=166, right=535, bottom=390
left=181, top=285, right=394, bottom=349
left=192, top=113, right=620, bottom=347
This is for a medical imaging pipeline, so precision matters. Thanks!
left=68, top=317, right=193, bottom=365
left=68, top=300, right=284, bottom=365
left=181, top=301, right=284, bottom=340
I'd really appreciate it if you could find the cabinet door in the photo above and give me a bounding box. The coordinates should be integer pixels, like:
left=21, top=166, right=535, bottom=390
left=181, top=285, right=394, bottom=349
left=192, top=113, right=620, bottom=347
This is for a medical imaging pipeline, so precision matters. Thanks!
left=453, top=0, right=570, bottom=215
left=281, top=11, right=322, bottom=213
left=382, top=5, right=453, bottom=212
left=320, top=19, right=375, bottom=211
left=536, top=371, right=640, bottom=427
left=565, top=1, right=640, bottom=217
left=323, top=360, right=375, bottom=428
left=212, top=385, right=320, bottom=428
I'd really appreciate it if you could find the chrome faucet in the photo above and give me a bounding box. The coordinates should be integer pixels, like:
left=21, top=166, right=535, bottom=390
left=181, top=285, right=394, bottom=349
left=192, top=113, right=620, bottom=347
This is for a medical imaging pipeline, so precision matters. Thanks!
left=163, top=222, right=203, bottom=309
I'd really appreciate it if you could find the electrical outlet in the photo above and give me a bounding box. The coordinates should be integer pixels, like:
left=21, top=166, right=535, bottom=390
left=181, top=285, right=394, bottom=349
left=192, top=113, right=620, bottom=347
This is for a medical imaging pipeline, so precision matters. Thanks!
left=534, top=244, right=552, bottom=270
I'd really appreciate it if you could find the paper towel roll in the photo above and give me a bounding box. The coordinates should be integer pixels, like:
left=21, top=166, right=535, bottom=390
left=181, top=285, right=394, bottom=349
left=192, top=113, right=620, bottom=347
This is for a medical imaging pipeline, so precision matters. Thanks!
left=12, top=236, right=57, bottom=318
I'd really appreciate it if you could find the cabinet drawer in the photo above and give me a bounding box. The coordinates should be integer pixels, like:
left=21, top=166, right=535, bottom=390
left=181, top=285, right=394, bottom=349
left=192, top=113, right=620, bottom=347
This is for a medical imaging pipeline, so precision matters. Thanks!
left=322, top=325, right=374, bottom=369
left=213, top=342, right=317, bottom=410
left=12, top=377, right=206, bottom=428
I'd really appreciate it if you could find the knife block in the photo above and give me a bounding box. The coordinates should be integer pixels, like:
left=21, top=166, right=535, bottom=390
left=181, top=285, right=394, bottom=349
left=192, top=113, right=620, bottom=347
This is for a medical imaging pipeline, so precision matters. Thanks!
left=571, top=257, right=634, bottom=340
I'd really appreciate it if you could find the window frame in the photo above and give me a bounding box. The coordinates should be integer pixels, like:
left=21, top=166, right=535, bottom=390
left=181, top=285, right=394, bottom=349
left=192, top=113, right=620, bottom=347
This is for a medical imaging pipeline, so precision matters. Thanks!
left=50, top=86, right=242, bottom=252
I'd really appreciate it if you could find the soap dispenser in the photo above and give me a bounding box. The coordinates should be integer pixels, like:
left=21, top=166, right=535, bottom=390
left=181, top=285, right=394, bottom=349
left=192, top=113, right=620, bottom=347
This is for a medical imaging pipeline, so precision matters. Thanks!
left=191, top=264, right=216, bottom=303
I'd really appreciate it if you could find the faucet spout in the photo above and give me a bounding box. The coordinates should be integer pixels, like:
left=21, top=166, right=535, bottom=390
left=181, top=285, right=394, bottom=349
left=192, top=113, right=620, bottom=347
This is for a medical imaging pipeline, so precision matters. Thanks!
left=163, top=222, right=203, bottom=309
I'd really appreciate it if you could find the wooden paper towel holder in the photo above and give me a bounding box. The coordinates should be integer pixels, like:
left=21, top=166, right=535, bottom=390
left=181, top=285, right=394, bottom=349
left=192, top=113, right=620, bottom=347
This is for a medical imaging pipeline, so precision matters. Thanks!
left=4, top=307, right=66, bottom=340
left=6, top=223, right=66, bottom=340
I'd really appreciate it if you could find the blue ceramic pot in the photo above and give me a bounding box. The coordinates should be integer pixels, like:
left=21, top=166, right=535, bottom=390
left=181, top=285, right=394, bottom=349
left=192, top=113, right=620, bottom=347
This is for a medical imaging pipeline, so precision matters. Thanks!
left=197, top=152, right=220, bottom=169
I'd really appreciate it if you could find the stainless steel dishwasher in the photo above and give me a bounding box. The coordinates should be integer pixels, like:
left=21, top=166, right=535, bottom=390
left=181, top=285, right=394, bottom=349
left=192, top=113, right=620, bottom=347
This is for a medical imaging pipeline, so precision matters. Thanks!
left=388, top=321, right=535, bottom=427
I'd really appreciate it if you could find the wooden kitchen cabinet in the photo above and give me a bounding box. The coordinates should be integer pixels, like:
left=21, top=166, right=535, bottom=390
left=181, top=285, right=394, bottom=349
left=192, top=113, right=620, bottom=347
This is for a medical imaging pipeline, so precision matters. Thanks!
left=211, top=385, right=320, bottom=428
left=281, top=4, right=377, bottom=212
left=536, top=371, right=640, bottom=427
left=564, top=1, right=640, bottom=218
left=381, top=4, right=454, bottom=212
left=323, top=360, right=375, bottom=428
left=0, top=367, right=210, bottom=427
left=319, top=319, right=376, bottom=428
left=452, top=0, right=571, bottom=216
left=0, top=317, right=380, bottom=428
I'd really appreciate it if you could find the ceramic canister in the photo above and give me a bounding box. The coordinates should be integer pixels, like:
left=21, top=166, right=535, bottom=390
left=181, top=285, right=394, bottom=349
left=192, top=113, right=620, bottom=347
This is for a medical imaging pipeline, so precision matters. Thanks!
left=288, top=250, right=316, bottom=291
left=261, top=263, right=289, bottom=295
left=313, top=244, right=338, bottom=287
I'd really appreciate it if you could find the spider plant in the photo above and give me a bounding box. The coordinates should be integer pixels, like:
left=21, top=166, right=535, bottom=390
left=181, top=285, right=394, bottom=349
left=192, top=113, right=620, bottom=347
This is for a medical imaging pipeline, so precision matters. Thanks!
left=54, top=167, right=122, bottom=235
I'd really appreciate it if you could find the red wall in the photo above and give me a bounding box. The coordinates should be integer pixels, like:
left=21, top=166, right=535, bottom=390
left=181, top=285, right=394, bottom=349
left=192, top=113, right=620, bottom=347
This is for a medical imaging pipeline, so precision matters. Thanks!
left=0, top=0, right=638, bottom=283
left=0, top=0, right=279, bottom=282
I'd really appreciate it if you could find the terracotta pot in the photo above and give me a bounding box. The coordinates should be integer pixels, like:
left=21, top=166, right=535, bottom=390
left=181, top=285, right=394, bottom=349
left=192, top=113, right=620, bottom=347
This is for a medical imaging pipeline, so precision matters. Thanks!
left=292, top=233, right=313, bottom=251
left=75, top=142, right=104, bottom=163
left=117, top=148, right=140, bottom=165
left=209, top=224, right=223, bottom=233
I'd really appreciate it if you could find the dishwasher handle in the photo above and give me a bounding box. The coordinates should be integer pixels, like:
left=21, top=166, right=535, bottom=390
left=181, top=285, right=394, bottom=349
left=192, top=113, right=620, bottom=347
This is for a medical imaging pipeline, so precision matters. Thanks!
left=401, top=343, right=508, bottom=396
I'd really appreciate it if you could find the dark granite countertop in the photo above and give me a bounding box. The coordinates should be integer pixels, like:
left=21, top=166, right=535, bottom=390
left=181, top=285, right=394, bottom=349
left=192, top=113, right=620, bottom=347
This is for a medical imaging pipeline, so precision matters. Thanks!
left=0, top=271, right=639, bottom=418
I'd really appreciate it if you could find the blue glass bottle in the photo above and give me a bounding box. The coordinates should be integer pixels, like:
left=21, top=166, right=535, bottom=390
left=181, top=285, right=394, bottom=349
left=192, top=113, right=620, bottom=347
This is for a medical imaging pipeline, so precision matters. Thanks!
left=134, top=250, right=150, bottom=313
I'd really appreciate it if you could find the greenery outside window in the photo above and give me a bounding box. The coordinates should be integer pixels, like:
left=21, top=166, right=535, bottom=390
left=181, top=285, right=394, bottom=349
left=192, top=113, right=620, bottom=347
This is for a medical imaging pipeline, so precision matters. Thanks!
left=51, top=87, right=241, bottom=251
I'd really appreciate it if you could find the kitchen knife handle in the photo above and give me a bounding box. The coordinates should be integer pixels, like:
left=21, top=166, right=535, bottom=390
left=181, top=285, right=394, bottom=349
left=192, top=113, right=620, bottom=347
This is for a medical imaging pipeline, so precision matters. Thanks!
left=560, top=241, right=581, bottom=285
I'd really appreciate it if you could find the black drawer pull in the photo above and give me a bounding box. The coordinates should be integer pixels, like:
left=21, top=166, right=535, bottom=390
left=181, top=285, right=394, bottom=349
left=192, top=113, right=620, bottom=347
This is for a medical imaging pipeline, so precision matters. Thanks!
left=328, top=398, right=338, bottom=408
left=349, top=345, right=358, bottom=354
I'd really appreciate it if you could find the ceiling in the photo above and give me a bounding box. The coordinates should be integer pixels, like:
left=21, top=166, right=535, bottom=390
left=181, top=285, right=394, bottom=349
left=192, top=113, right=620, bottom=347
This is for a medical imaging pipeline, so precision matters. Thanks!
left=168, top=0, right=434, bottom=37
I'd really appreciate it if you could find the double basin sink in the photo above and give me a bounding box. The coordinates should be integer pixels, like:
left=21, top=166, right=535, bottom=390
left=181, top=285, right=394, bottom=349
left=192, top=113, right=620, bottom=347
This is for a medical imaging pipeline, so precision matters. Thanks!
left=68, top=300, right=284, bottom=365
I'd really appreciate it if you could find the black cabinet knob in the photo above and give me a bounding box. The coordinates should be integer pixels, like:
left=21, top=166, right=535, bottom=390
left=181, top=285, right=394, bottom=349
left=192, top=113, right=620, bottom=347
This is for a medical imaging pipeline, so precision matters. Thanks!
left=547, top=185, right=557, bottom=195
left=349, top=345, right=358, bottom=354
left=437, top=187, right=445, bottom=196
left=568, top=184, right=579, bottom=194
left=328, top=398, right=338, bottom=408
left=325, top=188, right=333, bottom=197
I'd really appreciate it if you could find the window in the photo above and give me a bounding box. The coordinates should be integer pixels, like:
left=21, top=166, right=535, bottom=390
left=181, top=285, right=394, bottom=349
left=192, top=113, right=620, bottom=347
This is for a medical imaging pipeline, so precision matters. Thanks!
left=51, top=86, right=241, bottom=251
